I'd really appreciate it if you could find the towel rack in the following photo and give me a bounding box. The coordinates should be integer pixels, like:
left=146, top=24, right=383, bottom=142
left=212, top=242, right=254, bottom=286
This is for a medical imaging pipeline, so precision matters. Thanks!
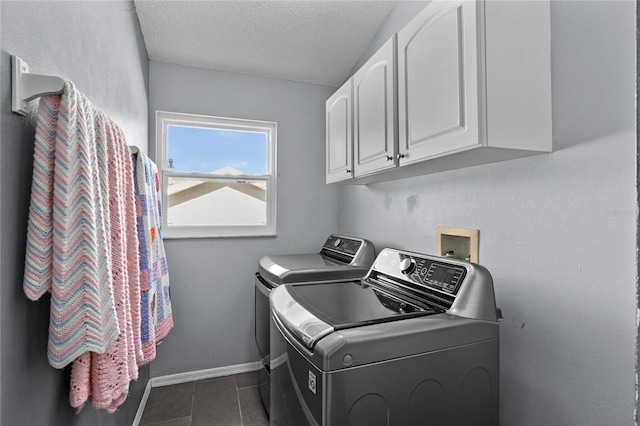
left=12, top=55, right=65, bottom=116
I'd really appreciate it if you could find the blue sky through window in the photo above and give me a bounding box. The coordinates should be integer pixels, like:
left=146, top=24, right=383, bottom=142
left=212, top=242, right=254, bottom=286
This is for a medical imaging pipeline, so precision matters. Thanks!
left=168, top=125, right=267, bottom=175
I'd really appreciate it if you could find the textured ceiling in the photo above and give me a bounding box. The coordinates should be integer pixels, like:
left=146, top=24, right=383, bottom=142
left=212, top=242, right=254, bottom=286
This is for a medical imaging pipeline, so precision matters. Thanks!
left=134, top=0, right=397, bottom=87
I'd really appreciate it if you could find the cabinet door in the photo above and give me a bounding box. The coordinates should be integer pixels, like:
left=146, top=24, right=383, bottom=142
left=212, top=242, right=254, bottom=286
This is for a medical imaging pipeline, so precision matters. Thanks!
left=398, top=0, right=481, bottom=166
left=326, top=79, right=353, bottom=183
left=353, top=36, right=397, bottom=177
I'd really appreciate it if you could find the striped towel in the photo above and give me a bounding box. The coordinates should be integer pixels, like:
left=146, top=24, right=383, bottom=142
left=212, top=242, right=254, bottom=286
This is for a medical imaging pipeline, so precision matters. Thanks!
left=24, top=81, right=119, bottom=369
left=69, top=116, right=143, bottom=412
left=133, top=150, right=173, bottom=365
left=24, top=80, right=144, bottom=411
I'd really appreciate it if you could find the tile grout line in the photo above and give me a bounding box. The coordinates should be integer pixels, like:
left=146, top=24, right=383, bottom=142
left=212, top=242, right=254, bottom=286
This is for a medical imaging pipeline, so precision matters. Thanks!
left=189, top=381, right=195, bottom=426
left=236, top=377, right=245, bottom=426
left=238, top=391, right=245, bottom=426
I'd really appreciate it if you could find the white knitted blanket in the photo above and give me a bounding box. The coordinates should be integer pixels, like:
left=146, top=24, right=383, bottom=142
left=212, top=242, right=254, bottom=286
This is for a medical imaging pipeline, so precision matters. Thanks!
left=24, top=81, right=119, bottom=368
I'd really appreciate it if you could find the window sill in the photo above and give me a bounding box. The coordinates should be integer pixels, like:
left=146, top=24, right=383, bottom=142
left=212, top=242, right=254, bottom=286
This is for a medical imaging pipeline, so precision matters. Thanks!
left=161, top=225, right=276, bottom=239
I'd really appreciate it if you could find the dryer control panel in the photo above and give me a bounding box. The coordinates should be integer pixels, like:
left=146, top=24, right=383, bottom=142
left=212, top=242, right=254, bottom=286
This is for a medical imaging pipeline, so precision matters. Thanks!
left=322, top=235, right=362, bottom=255
left=320, top=235, right=375, bottom=266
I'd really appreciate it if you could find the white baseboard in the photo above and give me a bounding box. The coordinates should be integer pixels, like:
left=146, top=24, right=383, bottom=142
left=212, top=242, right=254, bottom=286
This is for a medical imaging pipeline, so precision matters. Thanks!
left=132, top=380, right=152, bottom=426
left=150, top=361, right=262, bottom=387
left=132, top=361, right=262, bottom=425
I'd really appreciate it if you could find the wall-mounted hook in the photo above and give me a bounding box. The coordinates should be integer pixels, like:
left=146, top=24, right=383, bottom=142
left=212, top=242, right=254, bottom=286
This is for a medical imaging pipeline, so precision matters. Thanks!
left=12, top=56, right=65, bottom=116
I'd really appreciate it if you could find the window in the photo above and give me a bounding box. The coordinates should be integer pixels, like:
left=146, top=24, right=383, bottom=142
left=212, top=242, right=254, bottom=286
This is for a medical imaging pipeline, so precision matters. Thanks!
left=156, top=111, right=277, bottom=238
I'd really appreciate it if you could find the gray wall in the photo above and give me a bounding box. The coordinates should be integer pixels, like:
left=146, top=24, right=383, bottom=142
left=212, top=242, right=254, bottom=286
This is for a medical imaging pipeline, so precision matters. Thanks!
left=148, top=61, right=337, bottom=376
left=1, top=0, right=635, bottom=424
left=337, top=1, right=637, bottom=425
left=1, top=1, right=149, bottom=425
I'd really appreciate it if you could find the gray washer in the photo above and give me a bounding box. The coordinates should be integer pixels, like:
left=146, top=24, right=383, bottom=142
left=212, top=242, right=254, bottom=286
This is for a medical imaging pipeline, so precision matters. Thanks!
left=270, top=248, right=501, bottom=426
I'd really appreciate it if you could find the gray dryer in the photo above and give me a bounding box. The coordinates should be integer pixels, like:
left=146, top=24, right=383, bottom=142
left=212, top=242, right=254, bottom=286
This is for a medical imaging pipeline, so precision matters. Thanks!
left=255, top=235, right=375, bottom=415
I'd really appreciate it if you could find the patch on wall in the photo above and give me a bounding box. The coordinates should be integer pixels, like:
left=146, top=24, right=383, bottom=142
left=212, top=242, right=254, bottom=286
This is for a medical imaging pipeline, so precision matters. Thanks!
left=384, top=193, right=393, bottom=210
left=407, top=195, right=418, bottom=213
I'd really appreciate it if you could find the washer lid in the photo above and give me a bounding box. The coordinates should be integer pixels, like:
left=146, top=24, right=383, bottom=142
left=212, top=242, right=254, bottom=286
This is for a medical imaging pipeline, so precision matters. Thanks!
left=258, top=253, right=370, bottom=285
left=271, top=281, right=434, bottom=349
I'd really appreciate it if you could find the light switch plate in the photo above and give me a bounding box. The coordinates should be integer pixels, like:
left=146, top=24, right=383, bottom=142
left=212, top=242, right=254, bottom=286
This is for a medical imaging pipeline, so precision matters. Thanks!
left=436, top=226, right=479, bottom=263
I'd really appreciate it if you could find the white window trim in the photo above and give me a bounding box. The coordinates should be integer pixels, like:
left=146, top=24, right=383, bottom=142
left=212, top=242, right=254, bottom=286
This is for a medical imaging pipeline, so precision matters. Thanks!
left=156, top=110, right=277, bottom=239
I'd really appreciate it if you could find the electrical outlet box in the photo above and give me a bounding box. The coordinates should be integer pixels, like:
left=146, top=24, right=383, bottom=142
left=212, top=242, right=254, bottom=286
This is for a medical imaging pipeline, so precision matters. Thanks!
left=436, top=227, right=479, bottom=263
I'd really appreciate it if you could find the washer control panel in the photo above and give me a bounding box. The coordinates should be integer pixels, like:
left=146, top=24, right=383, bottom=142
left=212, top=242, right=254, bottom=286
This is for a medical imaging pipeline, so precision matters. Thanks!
left=411, top=255, right=465, bottom=294
left=366, top=248, right=497, bottom=321
left=373, top=250, right=467, bottom=296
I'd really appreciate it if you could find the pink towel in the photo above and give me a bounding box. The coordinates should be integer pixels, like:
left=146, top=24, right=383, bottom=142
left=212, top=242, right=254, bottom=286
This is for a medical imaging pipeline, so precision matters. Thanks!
left=69, top=113, right=143, bottom=412
left=24, top=80, right=143, bottom=412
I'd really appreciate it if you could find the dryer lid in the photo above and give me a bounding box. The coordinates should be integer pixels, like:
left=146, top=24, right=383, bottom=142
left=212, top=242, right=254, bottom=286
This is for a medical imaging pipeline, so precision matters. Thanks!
left=257, top=234, right=376, bottom=285
left=258, top=253, right=370, bottom=285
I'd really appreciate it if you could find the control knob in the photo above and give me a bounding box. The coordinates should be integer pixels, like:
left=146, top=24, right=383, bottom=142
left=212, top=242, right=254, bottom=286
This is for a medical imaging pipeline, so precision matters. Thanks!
left=399, top=258, right=416, bottom=275
left=333, top=238, right=343, bottom=248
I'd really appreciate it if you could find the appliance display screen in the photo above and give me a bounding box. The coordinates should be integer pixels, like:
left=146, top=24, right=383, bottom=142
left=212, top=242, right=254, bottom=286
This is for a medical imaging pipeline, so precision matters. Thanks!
left=424, top=263, right=464, bottom=293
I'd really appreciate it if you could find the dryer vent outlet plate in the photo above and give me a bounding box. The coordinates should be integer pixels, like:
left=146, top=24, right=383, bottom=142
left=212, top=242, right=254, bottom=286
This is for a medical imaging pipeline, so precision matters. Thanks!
left=436, top=227, right=479, bottom=263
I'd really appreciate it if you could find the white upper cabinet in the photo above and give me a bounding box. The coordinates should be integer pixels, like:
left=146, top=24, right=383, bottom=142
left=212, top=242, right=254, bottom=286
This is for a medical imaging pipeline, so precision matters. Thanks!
left=326, top=79, right=353, bottom=183
left=326, top=0, right=552, bottom=184
left=353, top=35, right=397, bottom=177
left=398, top=0, right=480, bottom=165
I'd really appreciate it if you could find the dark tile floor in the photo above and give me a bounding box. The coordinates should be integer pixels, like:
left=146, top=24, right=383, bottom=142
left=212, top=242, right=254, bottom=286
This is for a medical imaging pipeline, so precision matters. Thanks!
left=140, top=371, right=269, bottom=426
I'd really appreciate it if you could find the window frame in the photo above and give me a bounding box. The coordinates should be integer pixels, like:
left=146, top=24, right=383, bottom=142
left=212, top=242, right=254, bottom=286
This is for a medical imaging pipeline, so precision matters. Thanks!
left=155, top=110, right=277, bottom=239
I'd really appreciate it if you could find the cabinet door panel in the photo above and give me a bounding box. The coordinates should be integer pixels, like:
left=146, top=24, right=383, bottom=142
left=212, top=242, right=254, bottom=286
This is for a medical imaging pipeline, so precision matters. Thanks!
left=407, top=9, right=461, bottom=142
left=326, top=80, right=352, bottom=183
left=357, top=68, right=386, bottom=161
left=353, top=36, right=396, bottom=177
left=328, top=96, right=349, bottom=170
left=398, top=0, right=481, bottom=165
